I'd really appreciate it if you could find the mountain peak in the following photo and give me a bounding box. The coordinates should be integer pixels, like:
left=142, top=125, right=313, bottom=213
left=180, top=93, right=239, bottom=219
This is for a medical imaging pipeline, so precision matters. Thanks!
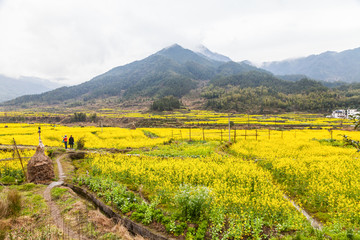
left=194, top=44, right=232, bottom=62
left=155, top=43, right=217, bottom=66
left=164, top=43, right=182, bottom=49
left=157, top=43, right=184, bottom=53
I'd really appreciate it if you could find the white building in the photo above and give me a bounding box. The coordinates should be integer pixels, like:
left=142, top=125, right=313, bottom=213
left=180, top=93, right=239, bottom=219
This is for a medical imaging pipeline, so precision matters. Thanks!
left=331, top=109, right=346, bottom=118
left=347, top=109, right=360, bottom=119
left=331, top=109, right=360, bottom=119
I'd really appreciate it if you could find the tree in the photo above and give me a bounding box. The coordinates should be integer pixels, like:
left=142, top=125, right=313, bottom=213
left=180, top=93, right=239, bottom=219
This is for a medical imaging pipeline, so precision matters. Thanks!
left=150, top=96, right=182, bottom=111
left=343, top=113, right=360, bottom=151
left=71, top=112, right=87, bottom=122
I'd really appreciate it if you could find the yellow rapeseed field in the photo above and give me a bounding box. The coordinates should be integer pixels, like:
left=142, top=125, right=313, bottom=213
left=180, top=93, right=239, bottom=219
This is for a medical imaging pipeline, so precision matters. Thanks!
left=231, top=129, right=360, bottom=231
left=88, top=153, right=309, bottom=235
left=1, top=120, right=360, bottom=237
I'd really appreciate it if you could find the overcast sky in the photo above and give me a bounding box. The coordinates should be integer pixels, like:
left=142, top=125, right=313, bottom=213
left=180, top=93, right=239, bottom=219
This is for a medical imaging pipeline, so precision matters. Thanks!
left=1, top=0, right=360, bottom=85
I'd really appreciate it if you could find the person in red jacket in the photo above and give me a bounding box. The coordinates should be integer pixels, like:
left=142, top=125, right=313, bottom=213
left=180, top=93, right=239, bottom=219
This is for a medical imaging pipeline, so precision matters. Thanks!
left=63, top=135, right=68, bottom=149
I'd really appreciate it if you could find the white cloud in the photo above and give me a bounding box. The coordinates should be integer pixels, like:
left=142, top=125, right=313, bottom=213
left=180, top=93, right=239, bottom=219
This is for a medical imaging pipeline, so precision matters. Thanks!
left=0, top=0, right=360, bottom=84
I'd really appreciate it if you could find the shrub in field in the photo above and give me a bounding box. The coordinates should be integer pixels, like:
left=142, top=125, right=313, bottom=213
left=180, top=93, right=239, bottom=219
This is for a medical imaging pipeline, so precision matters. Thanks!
left=0, top=200, right=8, bottom=218
left=0, top=221, right=9, bottom=240
left=7, top=189, right=21, bottom=216
left=174, top=184, right=212, bottom=221
left=76, top=137, right=86, bottom=150
left=0, top=189, right=21, bottom=218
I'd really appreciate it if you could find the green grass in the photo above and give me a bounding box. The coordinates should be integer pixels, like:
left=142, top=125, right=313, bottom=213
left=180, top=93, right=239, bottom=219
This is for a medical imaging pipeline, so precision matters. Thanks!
left=51, top=187, right=68, bottom=200
left=142, top=130, right=159, bottom=138
left=131, top=140, right=220, bottom=157
left=17, top=183, right=37, bottom=191
left=312, top=138, right=349, bottom=148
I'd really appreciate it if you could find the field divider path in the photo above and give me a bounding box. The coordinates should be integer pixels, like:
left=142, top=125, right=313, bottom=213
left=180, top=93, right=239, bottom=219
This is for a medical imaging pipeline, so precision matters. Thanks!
left=64, top=182, right=171, bottom=240
left=283, top=195, right=322, bottom=230
left=43, top=154, right=90, bottom=240
left=46, top=151, right=170, bottom=240
left=222, top=146, right=324, bottom=230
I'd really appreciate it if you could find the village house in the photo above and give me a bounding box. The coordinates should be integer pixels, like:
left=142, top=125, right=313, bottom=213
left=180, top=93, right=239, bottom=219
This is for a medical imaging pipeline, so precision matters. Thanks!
left=330, top=109, right=360, bottom=119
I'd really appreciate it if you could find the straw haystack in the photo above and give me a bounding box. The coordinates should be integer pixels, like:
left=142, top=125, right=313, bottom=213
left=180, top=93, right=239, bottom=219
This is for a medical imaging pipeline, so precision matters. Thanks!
left=27, top=145, right=55, bottom=184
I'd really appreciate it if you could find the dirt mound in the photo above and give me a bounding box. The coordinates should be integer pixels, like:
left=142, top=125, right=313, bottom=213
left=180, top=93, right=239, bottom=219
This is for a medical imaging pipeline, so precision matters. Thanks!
left=27, top=145, right=55, bottom=184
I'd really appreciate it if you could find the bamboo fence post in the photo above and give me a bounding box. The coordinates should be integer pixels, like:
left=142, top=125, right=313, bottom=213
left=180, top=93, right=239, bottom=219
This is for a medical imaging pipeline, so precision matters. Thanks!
left=247, top=114, right=250, bottom=128
left=330, top=130, right=333, bottom=140
left=13, top=138, right=27, bottom=182
left=228, top=114, right=231, bottom=142
left=234, top=128, right=237, bottom=143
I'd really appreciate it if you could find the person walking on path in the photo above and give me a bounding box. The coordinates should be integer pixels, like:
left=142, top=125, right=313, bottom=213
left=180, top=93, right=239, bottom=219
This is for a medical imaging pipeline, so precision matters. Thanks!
left=63, top=135, right=68, bottom=149
left=69, top=135, right=74, bottom=149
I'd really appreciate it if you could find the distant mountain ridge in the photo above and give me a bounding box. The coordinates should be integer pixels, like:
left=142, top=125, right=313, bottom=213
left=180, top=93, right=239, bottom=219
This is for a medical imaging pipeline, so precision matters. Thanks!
left=4, top=44, right=261, bottom=105
left=0, top=75, right=62, bottom=102
left=4, top=44, right=360, bottom=114
left=262, top=47, right=360, bottom=82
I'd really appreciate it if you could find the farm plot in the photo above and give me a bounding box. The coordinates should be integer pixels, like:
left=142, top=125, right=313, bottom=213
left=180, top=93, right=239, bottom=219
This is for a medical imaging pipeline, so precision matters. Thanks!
left=231, top=129, right=360, bottom=237
left=75, top=153, right=313, bottom=239
left=0, top=149, right=34, bottom=184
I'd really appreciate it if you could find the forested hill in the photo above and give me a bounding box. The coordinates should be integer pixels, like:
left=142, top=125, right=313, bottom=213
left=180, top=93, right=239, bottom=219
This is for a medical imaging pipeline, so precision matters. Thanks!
left=3, top=44, right=261, bottom=105
left=3, top=44, right=360, bottom=114
left=202, top=71, right=360, bottom=113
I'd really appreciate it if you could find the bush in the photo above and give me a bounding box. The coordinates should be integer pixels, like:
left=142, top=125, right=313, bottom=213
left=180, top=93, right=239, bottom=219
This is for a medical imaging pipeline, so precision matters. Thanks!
left=0, top=189, right=22, bottom=218
left=174, top=184, right=212, bottom=221
left=76, top=137, right=86, bottom=150
left=7, top=189, right=21, bottom=216
left=89, top=113, right=98, bottom=122
left=0, top=200, right=8, bottom=218
left=0, top=222, right=9, bottom=240
left=0, top=176, right=16, bottom=184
